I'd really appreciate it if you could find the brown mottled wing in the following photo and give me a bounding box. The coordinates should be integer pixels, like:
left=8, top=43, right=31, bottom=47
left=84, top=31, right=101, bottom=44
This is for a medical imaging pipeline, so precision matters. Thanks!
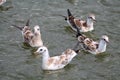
left=58, top=55, right=68, bottom=65
left=86, top=41, right=99, bottom=51
left=82, top=22, right=87, bottom=27
left=74, top=19, right=82, bottom=28
left=67, top=9, right=83, bottom=37
left=82, top=38, right=93, bottom=50
left=23, top=27, right=34, bottom=42
left=47, top=55, right=68, bottom=67
left=74, top=19, right=87, bottom=28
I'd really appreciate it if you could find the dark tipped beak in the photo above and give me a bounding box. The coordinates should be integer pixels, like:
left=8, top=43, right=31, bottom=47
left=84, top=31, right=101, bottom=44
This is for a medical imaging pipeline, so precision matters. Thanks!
left=103, top=39, right=109, bottom=43
left=34, top=51, right=40, bottom=55
left=93, top=19, right=97, bottom=22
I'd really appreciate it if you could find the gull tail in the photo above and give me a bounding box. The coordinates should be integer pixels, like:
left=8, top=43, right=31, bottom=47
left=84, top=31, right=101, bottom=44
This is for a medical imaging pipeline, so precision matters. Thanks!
left=67, top=9, right=73, bottom=17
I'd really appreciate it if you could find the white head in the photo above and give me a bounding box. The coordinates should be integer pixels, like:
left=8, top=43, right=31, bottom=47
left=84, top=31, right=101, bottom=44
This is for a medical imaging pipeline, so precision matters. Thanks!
left=35, top=46, right=47, bottom=53
left=88, top=14, right=96, bottom=22
left=101, top=35, right=109, bottom=43
left=34, top=46, right=48, bottom=55
left=97, top=35, right=109, bottom=53
left=34, top=25, right=41, bottom=35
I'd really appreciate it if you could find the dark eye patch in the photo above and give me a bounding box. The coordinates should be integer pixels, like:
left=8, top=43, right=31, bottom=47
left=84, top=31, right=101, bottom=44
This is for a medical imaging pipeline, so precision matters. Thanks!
left=37, top=28, right=40, bottom=30
left=88, top=17, right=92, bottom=19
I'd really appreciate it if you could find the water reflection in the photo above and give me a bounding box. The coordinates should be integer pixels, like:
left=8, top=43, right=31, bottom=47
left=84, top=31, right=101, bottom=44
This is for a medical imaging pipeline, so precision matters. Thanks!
left=0, top=6, right=13, bottom=11
left=94, top=53, right=110, bottom=62
left=43, top=69, right=65, bottom=75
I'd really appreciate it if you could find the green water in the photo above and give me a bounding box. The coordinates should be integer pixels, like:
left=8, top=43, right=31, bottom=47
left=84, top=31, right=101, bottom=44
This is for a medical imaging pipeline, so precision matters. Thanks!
left=0, top=0, right=120, bottom=80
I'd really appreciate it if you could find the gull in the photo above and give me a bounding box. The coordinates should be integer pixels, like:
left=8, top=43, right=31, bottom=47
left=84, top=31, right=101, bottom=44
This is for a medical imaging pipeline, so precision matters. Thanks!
left=12, top=19, right=43, bottom=47
left=34, top=46, right=78, bottom=70
left=77, top=34, right=109, bottom=55
left=34, top=42, right=80, bottom=71
left=63, top=9, right=96, bottom=32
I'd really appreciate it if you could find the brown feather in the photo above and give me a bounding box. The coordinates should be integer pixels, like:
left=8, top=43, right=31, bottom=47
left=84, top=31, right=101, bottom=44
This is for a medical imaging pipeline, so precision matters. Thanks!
left=83, top=22, right=87, bottom=27
left=64, top=49, right=72, bottom=55
left=47, top=58, right=55, bottom=66
left=55, top=55, right=66, bottom=65
left=74, top=19, right=87, bottom=28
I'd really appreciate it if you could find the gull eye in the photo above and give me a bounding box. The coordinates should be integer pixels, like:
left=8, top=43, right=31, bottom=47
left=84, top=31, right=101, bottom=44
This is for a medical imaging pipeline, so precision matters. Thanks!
left=88, top=17, right=92, bottom=19
left=104, top=39, right=106, bottom=41
left=40, top=49, right=43, bottom=51
left=88, top=17, right=95, bottom=20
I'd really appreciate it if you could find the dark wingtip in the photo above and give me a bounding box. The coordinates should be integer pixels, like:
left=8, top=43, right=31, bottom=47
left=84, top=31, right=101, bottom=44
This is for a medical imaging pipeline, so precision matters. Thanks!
left=65, top=17, right=67, bottom=20
left=61, top=15, right=67, bottom=21
left=75, top=49, right=80, bottom=53
left=25, top=19, right=30, bottom=26
left=76, top=33, right=81, bottom=38
left=67, top=9, right=72, bottom=17
left=12, top=24, right=23, bottom=30
left=74, top=26, right=83, bottom=38
left=60, top=15, right=67, bottom=20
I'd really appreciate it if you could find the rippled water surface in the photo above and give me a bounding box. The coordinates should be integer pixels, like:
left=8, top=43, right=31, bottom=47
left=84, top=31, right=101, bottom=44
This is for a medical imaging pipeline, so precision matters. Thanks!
left=0, top=0, right=120, bottom=80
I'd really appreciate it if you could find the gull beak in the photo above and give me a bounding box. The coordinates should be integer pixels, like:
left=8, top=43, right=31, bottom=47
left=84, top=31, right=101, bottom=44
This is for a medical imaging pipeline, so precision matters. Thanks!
left=103, top=38, right=109, bottom=43
left=34, top=49, right=40, bottom=55
left=106, top=39, right=109, bottom=43
left=34, top=51, right=40, bottom=56
left=93, top=19, right=97, bottom=22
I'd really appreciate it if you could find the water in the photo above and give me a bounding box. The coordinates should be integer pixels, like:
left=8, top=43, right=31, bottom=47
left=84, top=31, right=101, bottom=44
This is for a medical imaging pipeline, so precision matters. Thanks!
left=0, top=0, right=120, bottom=80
